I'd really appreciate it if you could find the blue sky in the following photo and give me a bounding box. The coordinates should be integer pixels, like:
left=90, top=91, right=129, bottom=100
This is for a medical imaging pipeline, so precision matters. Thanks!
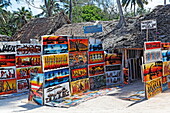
left=8, top=0, right=170, bottom=15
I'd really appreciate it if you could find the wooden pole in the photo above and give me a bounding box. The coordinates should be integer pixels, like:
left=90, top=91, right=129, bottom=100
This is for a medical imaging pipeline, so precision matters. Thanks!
left=146, top=29, right=149, bottom=41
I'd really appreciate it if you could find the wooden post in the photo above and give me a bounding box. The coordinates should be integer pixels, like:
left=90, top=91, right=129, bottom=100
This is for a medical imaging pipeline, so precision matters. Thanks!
left=146, top=28, right=149, bottom=41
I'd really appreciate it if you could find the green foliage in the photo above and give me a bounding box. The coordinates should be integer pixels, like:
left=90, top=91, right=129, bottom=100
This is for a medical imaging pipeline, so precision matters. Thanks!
left=73, top=5, right=111, bottom=23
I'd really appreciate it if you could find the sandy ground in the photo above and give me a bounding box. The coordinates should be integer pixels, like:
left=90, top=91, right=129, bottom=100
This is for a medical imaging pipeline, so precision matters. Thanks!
left=0, top=80, right=170, bottom=113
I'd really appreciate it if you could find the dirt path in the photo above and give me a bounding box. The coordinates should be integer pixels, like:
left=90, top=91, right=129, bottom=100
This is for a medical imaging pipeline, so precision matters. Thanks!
left=1, top=80, right=169, bottom=113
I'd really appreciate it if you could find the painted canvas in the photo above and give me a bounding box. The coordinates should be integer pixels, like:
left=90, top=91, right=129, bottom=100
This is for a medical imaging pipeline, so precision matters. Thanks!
left=43, top=44, right=68, bottom=55
left=44, top=68, right=69, bottom=88
left=69, top=38, right=88, bottom=52
left=0, top=79, right=17, bottom=95
left=0, top=54, right=15, bottom=67
left=163, top=61, right=170, bottom=76
left=69, top=51, right=88, bottom=67
left=144, top=41, right=161, bottom=50
left=105, top=53, right=122, bottom=65
left=42, top=54, right=69, bottom=72
left=0, top=67, right=16, bottom=79
left=17, top=79, right=29, bottom=92
left=16, top=55, right=41, bottom=68
left=145, top=77, right=162, bottom=99
left=42, top=35, right=68, bottom=45
left=162, top=76, right=168, bottom=92
left=144, top=49, right=162, bottom=63
left=44, top=82, right=70, bottom=104
left=105, top=65, right=121, bottom=72
left=0, top=42, right=17, bottom=54
left=89, top=51, right=104, bottom=64
left=89, top=63, right=105, bottom=77
left=105, top=70, right=122, bottom=85
left=89, top=74, right=106, bottom=90
left=162, top=50, right=170, bottom=62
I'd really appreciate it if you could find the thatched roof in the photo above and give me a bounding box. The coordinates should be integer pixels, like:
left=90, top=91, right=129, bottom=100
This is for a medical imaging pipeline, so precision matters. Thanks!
left=13, top=12, right=70, bottom=43
left=54, top=5, right=170, bottom=50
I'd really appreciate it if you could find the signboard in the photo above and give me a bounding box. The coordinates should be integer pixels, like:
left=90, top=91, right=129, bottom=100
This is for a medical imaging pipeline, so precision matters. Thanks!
left=44, top=82, right=70, bottom=104
left=141, top=19, right=157, bottom=30
left=142, top=61, right=163, bottom=82
left=145, top=77, right=162, bottom=99
left=83, top=24, right=103, bottom=34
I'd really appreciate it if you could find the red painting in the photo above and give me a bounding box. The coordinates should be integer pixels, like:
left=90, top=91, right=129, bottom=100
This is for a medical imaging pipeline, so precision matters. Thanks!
left=0, top=54, right=15, bottom=67
left=89, top=51, right=104, bottom=64
left=69, top=38, right=88, bottom=52
left=42, top=35, right=68, bottom=45
left=144, top=41, right=161, bottom=50
left=89, top=63, right=105, bottom=76
left=105, top=53, right=122, bottom=65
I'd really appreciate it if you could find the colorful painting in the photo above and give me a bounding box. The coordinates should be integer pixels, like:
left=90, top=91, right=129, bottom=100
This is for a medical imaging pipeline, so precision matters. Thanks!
left=17, top=79, right=29, bottom=92
left=43, top=44, right=68, bottom=55
left=0, top=42, right=17, bottom=54
left=161, top=42, right=170, bottom=50
left=16, top=44, right=42, bottom=56
left=105, top=70, right=122, bottom=86
left=42, top=54, right=69, bottom=72
left=145, top=77, right=162, bottom=99
left=123, top=68, right=129, bottom=84
left=144, top=49, right=162, bottom=63
left=0, top=67, right=16, bottom=79
left=89, top=44, right=103, bottom=51
left=89, top=74, right=106, bottom=90
left=0, top=54, right=15, bottom=67
left=105, top=53, right=122, bottom=65
left=16, top=66, right=42, bottom=79
left=162, top=50, right=170, bottom=62
left=142, top=61, right=163, bottom=82
left=69, top=38, right=88, bottom=52
left=69, top=51, right=88, bottom=67
left=44, top=82, right=70, bottom=104
left=105, top=65, right=121, bottom=72
left=144, top=41, right=161, bottom=50
left=89, top=63, right=105, bottom=77
left=42, top=35, right=68, bottom=45
left=70, top=78, right=90, bottom=95
left=162, top=76, right=168, bottom=92
left=167, top=75, right=170, bottom=88
left=29, top=73, right=44, bottom=105
left=163, top=61, right=170, bottom=76
left=44, top=68, right=69, bottom=88
left=70, top=66, right=88, bottom=81
left=0, top=79, right=17, bottom=95
left=89, top=51, right=104, bottom=64
left=16, top=55, right=41, bottom=68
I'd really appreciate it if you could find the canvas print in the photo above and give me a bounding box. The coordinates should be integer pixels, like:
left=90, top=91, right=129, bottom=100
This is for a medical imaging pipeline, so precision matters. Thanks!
left=105, top=65, right=121, bottom=72
left=17, top=79, right=29, bottom=92
left=0, top=67, right=16, bottom=79
left=43, top=44, right=68, bottom=55
left=42, top=35, right=68, bottom=45
left=161, top=42, right=170, bottom=50
left=0, top=54, right=15, bottom=67
left=70, top=66, right=88, bottom=81
left=29, top=73, right=44, bottom=105
left=105, top=70, right=122, bottom=86
left=105, top=53, right=122, bottom=65
left=0, top=79, right=17, bottom=95
left=163, top=61, right=170, bottom=76
left=144, top=41, right=161, bottom=50
left=162, top=50, right=170, bottom=62
left=89, top=51, right=104, bottom=64
left=89, top=74, right=106, bottom=90
left=69, top=38, right=88, bottom=52
left=89, top=63, right=105, bottom=77
left=69, top=51, right=88, bottom=67
left=16, top=44, right=42, bottom=56
left=42, top=54, right=69, bottom=72
left=44, top=68, right=69, bottom=88
left=142, top=61, right=163, bottom=82
left=162, top=76, right=168, bottom=92
left=0, top=42, right=17, bottom=54
left=44, top=82, right=70, bottom=104
left=144, top=49, right=162, bottom=63
left=145, top=77, right=162, bottom=99
left=16, top=66, right=42, bottom=79
left=70, top=78, right=90, bottom=95
left=16, top=55, right=41, bottom=68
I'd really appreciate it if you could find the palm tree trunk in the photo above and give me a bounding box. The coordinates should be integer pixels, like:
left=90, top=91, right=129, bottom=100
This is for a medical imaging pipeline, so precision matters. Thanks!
left=164, top=0, right=166, bottom=5
left=116, top=0, right=126, bottom=28
left=134, top=3, right=136, bottom=16
left=69, top=0, right=72, bottom=23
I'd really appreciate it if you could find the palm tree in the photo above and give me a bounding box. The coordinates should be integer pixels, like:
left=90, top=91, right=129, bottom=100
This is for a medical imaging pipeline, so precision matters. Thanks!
left=13, top=7, right=33, bottom=29
left=122, top=0, right=149, bottom=16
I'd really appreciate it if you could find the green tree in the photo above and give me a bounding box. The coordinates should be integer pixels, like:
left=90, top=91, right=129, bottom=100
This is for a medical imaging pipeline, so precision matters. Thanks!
left=122, top=0, right=149, bottom=16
